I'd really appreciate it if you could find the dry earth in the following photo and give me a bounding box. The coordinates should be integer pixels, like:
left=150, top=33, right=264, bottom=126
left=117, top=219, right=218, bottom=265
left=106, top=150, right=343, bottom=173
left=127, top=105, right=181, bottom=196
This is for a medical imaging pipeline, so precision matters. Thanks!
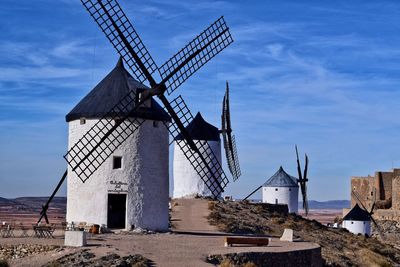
left=0, top=198, right=320, bottom=267
left=0, top=197, right=65, bottom=226
left=208, top=200, right=400, bottom=267
left=299, top=209, right=342, bottom=225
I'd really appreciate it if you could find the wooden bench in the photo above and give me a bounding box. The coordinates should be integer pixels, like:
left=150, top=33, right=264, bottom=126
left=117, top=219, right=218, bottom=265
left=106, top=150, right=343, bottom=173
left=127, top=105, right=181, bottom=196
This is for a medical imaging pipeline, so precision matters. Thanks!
left=224, top=236, right=270, bottom=247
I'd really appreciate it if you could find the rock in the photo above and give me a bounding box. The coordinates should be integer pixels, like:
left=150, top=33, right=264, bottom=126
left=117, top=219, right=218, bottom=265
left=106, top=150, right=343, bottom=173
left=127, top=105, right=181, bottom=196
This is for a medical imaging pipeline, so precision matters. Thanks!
left=280, top=228, right=294, bottom=242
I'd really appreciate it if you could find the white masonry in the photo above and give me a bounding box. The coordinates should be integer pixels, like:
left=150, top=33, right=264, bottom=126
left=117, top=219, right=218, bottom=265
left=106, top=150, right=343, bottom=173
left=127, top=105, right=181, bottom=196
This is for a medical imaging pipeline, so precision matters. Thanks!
left=172, top=113, right=222, bottom=198
left=173, top=140, right=221, bottom=198
left=262, top=166, right=299, bottom=213
left=66, top=59, right=170, bottom=232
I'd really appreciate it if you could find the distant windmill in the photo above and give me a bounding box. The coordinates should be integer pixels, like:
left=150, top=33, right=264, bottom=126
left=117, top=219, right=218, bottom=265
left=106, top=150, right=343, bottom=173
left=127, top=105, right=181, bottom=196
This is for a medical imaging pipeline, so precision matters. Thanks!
left=173, top=81, right=241, bottom=198
left=38, top=0, right=233, bottom=228
left=344, top=189, right=383, bottom=238
left=243, top=145, right=310, bottom=216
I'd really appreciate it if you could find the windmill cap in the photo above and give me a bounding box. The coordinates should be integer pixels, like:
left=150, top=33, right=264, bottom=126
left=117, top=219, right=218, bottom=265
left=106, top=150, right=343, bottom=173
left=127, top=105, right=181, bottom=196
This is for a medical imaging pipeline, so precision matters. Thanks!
left=343, top=203, right=371, bottom=221
left=175, top=112, right=220, bottom=141
left=263, top=166, right=299, bottom=187
left=66, top=58, right=170, bottom=122
left=115, top=57, right=124, bottom=68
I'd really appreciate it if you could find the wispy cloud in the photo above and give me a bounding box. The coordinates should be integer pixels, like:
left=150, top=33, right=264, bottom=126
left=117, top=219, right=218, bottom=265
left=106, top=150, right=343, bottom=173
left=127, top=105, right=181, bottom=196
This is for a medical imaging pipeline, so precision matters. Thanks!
left=2, top=0, right=400, bottom=201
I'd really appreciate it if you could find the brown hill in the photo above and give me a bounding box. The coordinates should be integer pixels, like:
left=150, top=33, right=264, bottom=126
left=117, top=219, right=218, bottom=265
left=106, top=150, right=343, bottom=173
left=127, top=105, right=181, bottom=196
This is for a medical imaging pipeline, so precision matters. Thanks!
left=207, top=200, right=400, bottom=267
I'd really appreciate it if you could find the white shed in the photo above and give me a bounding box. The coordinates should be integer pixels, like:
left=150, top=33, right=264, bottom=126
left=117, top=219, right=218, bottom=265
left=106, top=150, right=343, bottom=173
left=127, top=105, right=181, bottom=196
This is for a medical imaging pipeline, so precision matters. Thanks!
left=262, top=166, right=299, bottom=213
left=342, top=204, right=371, bottom=236
left=65, top=58, right=170, bottom=232
left=173, top=112, right=222, bottom=198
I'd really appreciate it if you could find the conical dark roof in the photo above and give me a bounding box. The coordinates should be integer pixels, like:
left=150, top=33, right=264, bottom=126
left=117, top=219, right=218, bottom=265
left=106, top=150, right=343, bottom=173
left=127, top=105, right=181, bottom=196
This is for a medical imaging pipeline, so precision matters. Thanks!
left=343, top=204, right=371, bottom=221
left=176, top=112, right=220, bottom=141
left=66, top=58, right=170, bottom=122
left=263, top=166, right=299, bottom=187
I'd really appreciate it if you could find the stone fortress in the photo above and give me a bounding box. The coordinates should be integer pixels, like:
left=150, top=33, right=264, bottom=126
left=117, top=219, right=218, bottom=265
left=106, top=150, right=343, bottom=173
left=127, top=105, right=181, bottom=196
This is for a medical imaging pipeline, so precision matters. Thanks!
left=350, top=168, right=400, bottom=221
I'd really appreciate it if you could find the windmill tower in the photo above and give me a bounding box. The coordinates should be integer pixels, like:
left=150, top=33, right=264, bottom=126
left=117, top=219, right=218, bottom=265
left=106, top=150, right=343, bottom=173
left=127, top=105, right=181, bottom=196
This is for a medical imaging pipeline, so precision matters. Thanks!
left=173, top=113, right=222, bottom=198
left=66, top=59, right=170, bottom=231
left=173, top=82, right=241, bottom=198
left=243, top=146, right=309, bottom=216
left=342, top=189, right=383, bottom=238
left=342, top=204, right=371, bottom=236
left=262, top=166, right=299, bottom=213
left=37, top=0, right=234, bottom=230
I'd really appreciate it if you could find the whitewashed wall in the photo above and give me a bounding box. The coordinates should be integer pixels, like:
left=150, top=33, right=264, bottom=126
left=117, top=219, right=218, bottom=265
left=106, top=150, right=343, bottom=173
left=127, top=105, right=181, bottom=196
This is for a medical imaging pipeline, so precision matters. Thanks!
left=342, top=220, right=371, bottom=236
left=173, top=140, right=221, bottom=198
left=262, top=186, right=299, bottom=213
left=66, top=118, right=169, bottom=231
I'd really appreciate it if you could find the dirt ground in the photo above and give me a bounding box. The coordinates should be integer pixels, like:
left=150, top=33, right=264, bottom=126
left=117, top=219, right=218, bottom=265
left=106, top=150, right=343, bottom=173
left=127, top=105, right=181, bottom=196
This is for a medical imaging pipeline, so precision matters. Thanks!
left=1, top=199, right=320, bottom=267
left=298, top=209, right=342, bottom=225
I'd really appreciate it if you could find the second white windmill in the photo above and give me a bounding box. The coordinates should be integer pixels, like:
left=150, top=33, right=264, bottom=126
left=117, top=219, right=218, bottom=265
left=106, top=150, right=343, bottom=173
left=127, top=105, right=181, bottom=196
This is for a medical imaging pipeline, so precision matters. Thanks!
left=173, top=81, right=241, bottom=198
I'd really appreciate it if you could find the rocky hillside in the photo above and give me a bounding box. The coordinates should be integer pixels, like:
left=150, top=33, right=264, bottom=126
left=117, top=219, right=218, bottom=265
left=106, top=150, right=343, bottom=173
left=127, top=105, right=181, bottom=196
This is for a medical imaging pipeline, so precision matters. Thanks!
left=208, top=200, right=400, bottom=267
left=43, top=250, right=152, bottom=267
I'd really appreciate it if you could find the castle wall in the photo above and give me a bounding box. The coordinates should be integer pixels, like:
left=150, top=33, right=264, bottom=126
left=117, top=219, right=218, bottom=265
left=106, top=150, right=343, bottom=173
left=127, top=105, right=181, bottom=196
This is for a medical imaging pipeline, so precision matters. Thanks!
left=351, top=177, right=371, bottom=207
left=378, top=171, right=393, bottom=201
left=392, top=177, right=400, bottom=210
left=374, top=209, right=400, bottom=221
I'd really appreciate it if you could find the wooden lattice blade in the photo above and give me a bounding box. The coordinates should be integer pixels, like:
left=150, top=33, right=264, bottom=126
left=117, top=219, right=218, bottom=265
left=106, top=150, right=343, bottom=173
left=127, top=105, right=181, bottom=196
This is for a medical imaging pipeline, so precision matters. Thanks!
left=165, top=95, right=229, bottom=197
left=159, top=16, right=233, bottom=95
left=81, top=0, right=157, bottom=85
left=64, top=91, right=146, bottom=182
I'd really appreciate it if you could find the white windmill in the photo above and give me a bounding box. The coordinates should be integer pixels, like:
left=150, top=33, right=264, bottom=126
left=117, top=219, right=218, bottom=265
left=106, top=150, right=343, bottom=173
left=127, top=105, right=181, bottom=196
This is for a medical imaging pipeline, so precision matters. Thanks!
left=243, top=146, right=310, bottom=216
left=66, top=59, right=170, bottom=230
left=37, top=0, right=234, bottom=232
left=261, top=166, right=299, bottom=213
left=173, top=82, right=242, bottom=198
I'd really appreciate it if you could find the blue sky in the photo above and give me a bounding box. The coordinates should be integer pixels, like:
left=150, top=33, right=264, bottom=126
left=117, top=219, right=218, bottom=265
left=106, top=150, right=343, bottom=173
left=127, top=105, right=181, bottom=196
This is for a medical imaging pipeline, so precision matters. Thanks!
left=1, top=0, right=400, bottom=200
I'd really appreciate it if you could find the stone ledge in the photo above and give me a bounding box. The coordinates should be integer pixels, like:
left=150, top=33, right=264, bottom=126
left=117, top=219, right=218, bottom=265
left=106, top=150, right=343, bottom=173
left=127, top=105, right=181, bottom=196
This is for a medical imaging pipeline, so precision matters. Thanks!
left=207, top=246, right=322, bottom=267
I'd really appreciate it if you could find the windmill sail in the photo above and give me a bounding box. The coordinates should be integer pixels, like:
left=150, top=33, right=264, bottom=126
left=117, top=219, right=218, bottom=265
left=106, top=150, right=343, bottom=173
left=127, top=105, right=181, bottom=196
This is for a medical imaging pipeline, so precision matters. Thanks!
left=296, top=145, right=309, bottom=216
left=222, top=82, right=241, bottom=181
left=159, top=16, right=233, bottom=95
left=81, top=0, right=158, bottom=85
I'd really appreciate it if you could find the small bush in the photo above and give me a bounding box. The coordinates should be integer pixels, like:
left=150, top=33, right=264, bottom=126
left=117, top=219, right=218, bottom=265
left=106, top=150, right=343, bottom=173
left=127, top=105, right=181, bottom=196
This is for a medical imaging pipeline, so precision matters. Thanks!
left=208, top=201, right=217, bottom=210
left=0, top=259, right=9, bottom=267
left=243, top=262, right=257, bottom=267
left=220, top=258, right=235, bottom=267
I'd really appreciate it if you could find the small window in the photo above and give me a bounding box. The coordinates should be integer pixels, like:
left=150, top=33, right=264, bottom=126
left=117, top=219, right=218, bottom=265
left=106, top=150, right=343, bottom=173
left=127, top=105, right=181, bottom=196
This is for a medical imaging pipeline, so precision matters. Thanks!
left=113, top=156, right=122, bottom=169
left=363, top=222, right=365, bottom=225
left=80, top=118, right=86, bottom=125
left=371, top=192, right=373, bottom=196
left=275, top=199, right=278, bottom=204
left=153, top=121, right=159, bottom=128
left=351, top=221, right=354, bottom=224
left=289, top=188, right=292, bottom=191
left=275, top=188, right=278, bottom=191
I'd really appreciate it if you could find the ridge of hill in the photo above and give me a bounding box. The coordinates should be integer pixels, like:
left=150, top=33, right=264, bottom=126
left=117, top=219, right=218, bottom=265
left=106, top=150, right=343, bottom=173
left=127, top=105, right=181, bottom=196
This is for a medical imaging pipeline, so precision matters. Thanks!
left=208, top=200, right=400, bottom=266
left=301, top=200, right=350, bottom=209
